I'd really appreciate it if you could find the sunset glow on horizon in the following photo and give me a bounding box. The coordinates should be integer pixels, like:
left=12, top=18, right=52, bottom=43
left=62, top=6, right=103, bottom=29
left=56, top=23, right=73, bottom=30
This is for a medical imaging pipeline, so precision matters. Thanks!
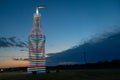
left=0, top=0, right=120, bottom=68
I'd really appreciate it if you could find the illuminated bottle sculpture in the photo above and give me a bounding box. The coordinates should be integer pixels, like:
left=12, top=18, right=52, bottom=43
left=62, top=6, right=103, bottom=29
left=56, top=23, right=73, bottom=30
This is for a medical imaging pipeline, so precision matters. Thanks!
left=28, top=6, right=46, bottom=74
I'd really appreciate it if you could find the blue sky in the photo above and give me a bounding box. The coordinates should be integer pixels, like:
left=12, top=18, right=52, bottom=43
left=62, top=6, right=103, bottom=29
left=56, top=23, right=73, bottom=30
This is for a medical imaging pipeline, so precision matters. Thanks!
left=0, top=0, right=120, bottom=53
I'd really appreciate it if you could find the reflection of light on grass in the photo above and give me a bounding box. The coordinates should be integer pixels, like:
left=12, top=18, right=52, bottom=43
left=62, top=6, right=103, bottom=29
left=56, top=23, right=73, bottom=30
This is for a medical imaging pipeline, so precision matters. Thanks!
left=0, top=69, right=3, bottom=71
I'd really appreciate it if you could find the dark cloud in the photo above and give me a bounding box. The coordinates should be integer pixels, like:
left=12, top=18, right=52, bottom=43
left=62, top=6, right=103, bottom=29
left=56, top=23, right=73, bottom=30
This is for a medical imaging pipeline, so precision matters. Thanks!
left=47, top=31, right=120, bottom=66
left=0, top=37, right=27, bottom=48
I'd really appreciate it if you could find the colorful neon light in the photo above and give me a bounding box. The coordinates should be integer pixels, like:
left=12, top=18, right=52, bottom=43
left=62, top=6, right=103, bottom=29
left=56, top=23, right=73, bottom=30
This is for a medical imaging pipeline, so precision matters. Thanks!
left=27, top=8, right=46, bottom=74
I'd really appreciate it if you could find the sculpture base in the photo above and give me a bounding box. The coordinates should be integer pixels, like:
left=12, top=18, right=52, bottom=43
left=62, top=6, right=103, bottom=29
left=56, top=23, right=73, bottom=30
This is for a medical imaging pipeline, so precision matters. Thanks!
left=27, top=69, right=46, bottom=74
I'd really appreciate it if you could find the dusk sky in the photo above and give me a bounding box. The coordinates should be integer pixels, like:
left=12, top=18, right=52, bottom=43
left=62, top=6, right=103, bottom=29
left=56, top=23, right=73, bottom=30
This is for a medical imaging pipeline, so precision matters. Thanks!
left=0, top=0, right=120, bottom=68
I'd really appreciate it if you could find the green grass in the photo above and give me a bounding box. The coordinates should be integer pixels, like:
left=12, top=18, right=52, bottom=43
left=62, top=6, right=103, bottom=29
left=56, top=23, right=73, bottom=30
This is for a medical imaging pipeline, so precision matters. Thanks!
left=0, top=69, right=120, bottom=80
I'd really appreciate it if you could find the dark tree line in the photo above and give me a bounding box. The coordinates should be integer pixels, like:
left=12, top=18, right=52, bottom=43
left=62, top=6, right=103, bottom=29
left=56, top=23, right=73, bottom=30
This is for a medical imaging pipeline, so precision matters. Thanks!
left=0, top=59, right=120, bottom=73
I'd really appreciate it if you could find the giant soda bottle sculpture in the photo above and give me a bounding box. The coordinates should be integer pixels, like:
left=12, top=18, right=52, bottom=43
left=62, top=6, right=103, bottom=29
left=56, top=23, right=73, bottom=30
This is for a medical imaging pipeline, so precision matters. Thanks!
left=28, top=6, right=46, bottom=74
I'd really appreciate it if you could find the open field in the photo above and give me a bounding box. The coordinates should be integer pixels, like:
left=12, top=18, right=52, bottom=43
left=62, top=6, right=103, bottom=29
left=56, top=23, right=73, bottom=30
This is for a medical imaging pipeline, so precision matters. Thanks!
left=0, top=69, right=120, bottom=80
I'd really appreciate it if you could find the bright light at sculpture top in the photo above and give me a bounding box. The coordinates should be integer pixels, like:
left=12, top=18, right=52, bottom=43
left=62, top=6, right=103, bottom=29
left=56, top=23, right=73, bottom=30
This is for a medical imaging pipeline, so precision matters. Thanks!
left=36, top=6, right=46, bottom=15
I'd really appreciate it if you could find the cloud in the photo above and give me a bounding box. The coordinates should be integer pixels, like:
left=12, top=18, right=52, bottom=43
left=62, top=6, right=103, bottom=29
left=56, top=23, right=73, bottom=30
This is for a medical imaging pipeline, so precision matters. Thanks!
left=47, top=31, right=120, bottom=66
left=0, top=37, right=27, bottom=48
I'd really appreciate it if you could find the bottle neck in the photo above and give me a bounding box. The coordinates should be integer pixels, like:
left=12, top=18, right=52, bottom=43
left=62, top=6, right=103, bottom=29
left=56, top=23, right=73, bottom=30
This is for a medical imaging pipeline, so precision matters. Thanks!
left=34, top=14, right=41, bottom=28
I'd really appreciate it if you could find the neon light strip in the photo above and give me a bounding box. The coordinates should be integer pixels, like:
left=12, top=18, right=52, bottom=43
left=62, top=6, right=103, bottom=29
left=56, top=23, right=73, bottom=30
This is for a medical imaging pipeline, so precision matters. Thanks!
left=28, top=13, right=46, bottom=74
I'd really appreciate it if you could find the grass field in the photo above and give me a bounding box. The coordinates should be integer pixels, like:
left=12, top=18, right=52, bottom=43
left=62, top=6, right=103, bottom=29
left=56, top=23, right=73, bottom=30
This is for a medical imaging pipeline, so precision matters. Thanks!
left=0, top=69, right=120, bottom=80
